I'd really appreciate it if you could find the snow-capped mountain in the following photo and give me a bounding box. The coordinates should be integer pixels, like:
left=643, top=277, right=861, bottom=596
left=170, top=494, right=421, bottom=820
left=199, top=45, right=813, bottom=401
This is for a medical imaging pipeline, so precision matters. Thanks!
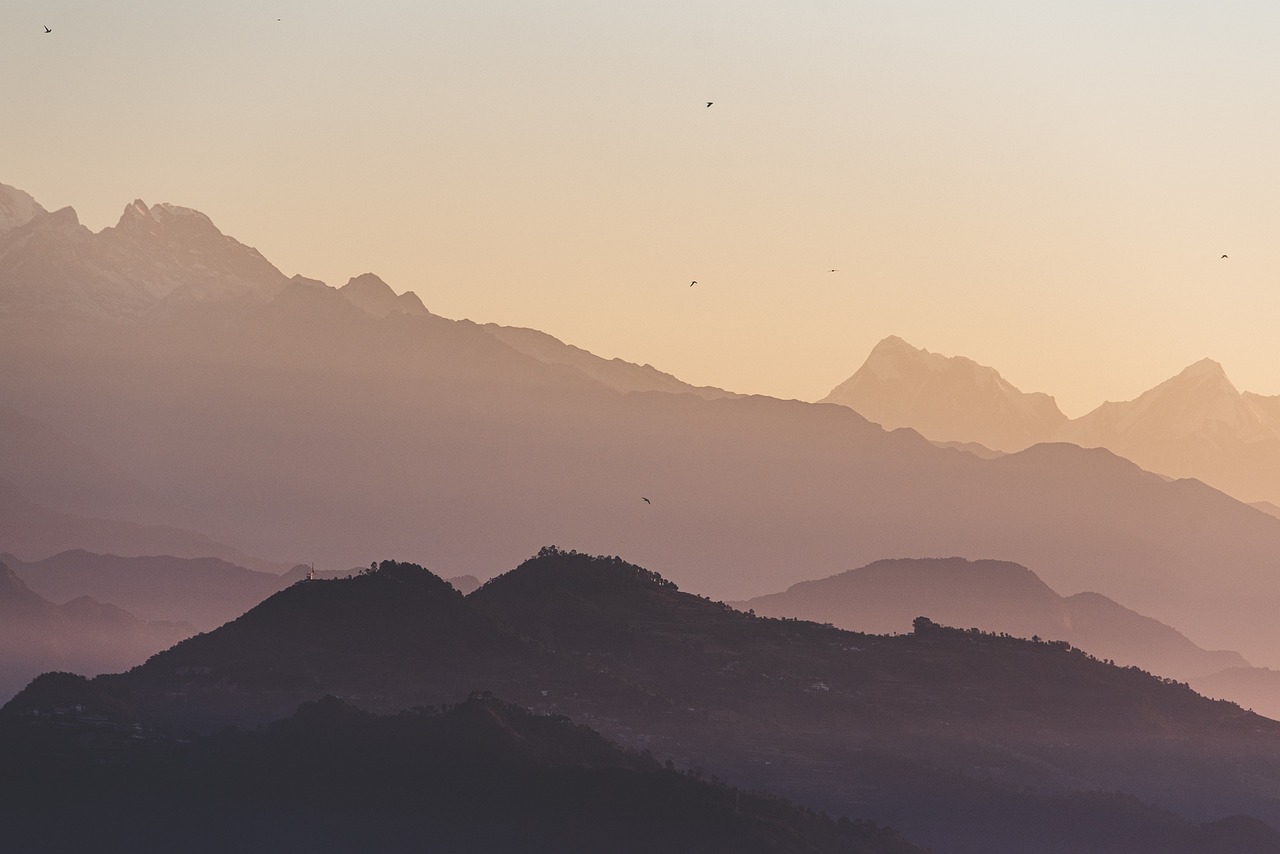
left=820, top=336, right=1066, bottom=452
left=0, top=194, right=288, bottom=317
left=824, top=339, right=1280, bottom=507
left=1054, top=359, right=1280, bottom=505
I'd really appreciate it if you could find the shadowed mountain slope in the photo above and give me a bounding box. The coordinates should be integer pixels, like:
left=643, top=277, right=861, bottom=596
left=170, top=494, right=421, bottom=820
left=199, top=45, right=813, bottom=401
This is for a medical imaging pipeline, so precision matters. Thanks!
left=0, top=694, right=919, bottom=854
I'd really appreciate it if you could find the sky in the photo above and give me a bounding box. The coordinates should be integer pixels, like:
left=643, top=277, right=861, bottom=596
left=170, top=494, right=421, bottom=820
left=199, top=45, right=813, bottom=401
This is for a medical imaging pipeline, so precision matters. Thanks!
left=5, top=0, right=1280, bottom=416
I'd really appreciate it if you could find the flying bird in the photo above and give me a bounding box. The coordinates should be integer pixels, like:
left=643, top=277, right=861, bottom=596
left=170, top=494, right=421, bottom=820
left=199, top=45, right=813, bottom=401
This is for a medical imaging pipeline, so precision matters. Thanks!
left=706, top=102, right=713, bottom=108
left=1221, top=254, right=1229, bottom=259
left=690, top=280, right=697, bottom=287
left=642, top=497, right=651, bottom=504
left=827, top=269, right=838, bottom=272
left=43, top=26, right=52, bottom=33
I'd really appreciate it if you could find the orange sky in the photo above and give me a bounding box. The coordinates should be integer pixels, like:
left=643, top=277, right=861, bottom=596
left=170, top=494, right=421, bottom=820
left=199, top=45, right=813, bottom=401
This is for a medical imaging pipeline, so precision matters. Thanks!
left=5, top=1, right=1280, bottom=416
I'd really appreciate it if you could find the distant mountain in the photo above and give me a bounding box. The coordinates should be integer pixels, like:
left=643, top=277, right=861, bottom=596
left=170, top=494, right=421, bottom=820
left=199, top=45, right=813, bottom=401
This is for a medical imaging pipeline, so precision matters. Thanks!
left=0, top=182, right=44, bottom=234
left=1, top=550, right=300, bottom=631
left=1251, top=501, right=1280, bottom=521
left=13, top=550, right=1280, bottom=853
left=0, top=562, right=191, bottom=703
left=482, top=322, right=741, bottom=400
left=820, top=336, right=1067, bottom=452
left=0, top=479, right=284, bottom=573
left=1192, top=667, right=1280, bottom=723
left=738, top=557, right=1247, bottom=683
left=1056, top=359, right=1280, bottom=507
left=10, top=183, right=1280, bottom=664
left=824, top=339, right=1280, bottom=509
left=0, top=194, right=287, bottom=318
left=0, top=694, right=921, bottom=854
left=338, top=272, right=431, bottom=318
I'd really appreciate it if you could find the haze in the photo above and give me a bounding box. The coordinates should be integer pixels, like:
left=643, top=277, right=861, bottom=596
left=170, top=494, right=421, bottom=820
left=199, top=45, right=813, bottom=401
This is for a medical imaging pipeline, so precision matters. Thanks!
left=6, top=1, right=1280, bottom=415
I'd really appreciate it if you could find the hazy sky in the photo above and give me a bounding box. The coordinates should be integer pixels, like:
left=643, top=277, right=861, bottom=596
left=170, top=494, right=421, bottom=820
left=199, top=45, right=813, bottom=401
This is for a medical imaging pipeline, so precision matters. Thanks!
left=6, top=1, right=1280, bottom=416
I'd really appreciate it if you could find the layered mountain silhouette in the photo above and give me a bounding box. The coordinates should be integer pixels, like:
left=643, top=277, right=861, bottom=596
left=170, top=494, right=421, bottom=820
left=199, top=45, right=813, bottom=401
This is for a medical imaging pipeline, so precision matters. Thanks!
left=10, top=550, right=1280, bottom=853
left=825, top=337, right=1280, bottom=509
left=1, top=549, right=479, bottom=632
left=7, top=183, right=1280, bottom=666
left=0, top=561, right=191, bottom=703
left=1, top=550, right=300, bottom=631
left=738, top=557, right=1247, bottom=684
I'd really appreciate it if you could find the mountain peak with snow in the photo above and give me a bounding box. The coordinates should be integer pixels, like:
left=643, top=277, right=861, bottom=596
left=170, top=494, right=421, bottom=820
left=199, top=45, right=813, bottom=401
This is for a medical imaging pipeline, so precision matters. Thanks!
left=1061, top=358, right=1274, bottom=447
left=821, top=336, right=1066, bottom=452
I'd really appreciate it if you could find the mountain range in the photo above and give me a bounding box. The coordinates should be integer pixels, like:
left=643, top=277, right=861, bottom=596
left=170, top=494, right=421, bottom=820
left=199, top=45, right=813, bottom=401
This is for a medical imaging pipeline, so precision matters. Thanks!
left=737, top=557, right=1247, bottom=682
left=6, top=183, right=1280, bottom=665
left=0, top=561, right=191, bottom=702
left=0, top=549, right=480, bottom=633
left=823, top=336, right=1280, bottom=509
left=10, top=549, right=1280, bottom=854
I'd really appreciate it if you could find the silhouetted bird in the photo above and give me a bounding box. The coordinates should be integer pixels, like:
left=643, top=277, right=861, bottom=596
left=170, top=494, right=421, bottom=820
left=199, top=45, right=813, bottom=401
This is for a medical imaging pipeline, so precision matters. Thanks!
left=43, top=26, right=51, bottom=33
left=706, top=102, right=713, bottom=108
left=1221, top=254, right=1229, bottom=259
left=642, top=497, right=651, bottom=504
left=690, top=280, right=697, bottom=287
left=827, top=269, right=838, bottom=272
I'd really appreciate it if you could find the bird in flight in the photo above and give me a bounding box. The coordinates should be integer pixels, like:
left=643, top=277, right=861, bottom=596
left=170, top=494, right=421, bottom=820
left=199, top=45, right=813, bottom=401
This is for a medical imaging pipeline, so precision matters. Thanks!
left=690, top=280, right=697, bottom=287
left=827, top=269, right=838, bottom=273
left=43, top=26, right=52, bottom=33
left=706, top=102, right=713, bottom=108
left=642, top=497, right=651, bottom=504
left=1221, top=254, right=1229, bottom=259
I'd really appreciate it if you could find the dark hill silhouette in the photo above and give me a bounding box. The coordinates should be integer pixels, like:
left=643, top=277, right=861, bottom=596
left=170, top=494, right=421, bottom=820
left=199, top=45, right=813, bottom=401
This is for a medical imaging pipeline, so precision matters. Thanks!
left=0, top=562, right=191, bottom=702
left=36, top=560, right=590, bottom=731
left=0, top=694, right=920, bottom=854
left=13, top=549, right=1280, bottom=852
left=738, top=557, right=1248, bottom=683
